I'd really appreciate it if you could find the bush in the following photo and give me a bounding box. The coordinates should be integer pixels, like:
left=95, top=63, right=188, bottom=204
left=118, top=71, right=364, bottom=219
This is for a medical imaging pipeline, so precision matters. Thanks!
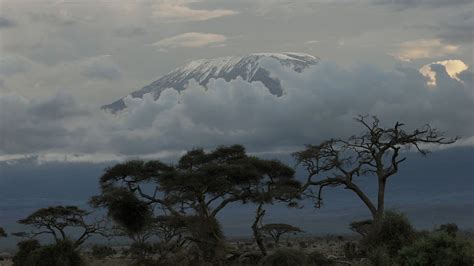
left=436, top=223, right=459, bottom=236
left=362, top=211, right=416, bottom=257
left=91, top=244, right=116, bottom=260
left=13, top=240, right=83, bottom=266
left=343, top=241, right=361, bottom=260
left=298, top=241, right=308, bottom=249
left=12, top=239, right=41, bottom=266
left=260, top=249, right=306, bottom=266
left=367, top=246, right=394, bottom=266
left=238, top=251, right=263, bottom=265
left=128, top=242, right=155, bottom=259
left=306, top=250, right=334, bottom=266
left=398, top=232, right=473, bottom=266
left=266, top=242, right=275, bottom=250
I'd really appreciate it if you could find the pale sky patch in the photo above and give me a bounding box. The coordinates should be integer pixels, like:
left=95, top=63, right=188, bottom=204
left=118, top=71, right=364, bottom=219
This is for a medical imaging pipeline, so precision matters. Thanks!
left=153, top=1, right=238, bottom=23
left=392, top=39, right=459, bottom=61
left=152, top=32, right=227, bottom=49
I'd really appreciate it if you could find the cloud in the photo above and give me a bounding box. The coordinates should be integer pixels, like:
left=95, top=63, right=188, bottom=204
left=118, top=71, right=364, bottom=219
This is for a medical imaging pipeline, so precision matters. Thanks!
left=0, top=55, right=32, bottom=75
left=0, top=92, right=90, bottom=154
left=0, top=17, right=16, bottom=28
left=437, top=11, right=474, bottom=44
left=152, top=32, right=227, bottom=49
left=80, top=55, right=121, bottom=80
left=391, top=39, right=459, bottom=61
left=420, top=60, right=469, bottom=86
left=374, top=0, right=472, bottom=9
left=153, top=1, right=238, bottom=23
left=28, top=9, right=76, bottom=26
left=1, top=60, right=473, bottom=163
left=113, top=27, right=147, bottom=38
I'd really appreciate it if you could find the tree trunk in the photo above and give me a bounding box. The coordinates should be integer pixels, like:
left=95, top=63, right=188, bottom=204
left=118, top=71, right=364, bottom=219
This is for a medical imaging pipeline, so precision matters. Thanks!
left=252, top=203, right=267, bottom=256
left=375, top=179, right=386, bottom=223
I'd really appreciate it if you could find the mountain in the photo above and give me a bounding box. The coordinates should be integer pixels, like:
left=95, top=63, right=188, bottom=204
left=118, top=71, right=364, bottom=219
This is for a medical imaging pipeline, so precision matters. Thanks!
left=102, top=52, right=319, bottom=113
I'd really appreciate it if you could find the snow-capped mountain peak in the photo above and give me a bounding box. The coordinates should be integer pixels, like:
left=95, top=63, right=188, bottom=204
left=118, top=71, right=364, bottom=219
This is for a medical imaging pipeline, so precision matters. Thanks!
left=102, top=52, right=319, bottom=112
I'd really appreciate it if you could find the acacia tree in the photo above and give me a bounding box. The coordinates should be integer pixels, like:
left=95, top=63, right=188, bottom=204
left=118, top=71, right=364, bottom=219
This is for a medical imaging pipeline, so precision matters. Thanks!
left=294, top=116, right=456, bottom=223
left=92, top=145, right=297, bottom=262
left=16, top=205, right=107, bottom=247
left=245, top=158, right=301, bottom=255
left=260, top=223, right=303, bottom=247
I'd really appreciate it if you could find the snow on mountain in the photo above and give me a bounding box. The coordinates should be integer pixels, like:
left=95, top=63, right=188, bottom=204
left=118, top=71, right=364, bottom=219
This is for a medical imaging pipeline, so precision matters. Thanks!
left=102, top=52, right=319, bottom=112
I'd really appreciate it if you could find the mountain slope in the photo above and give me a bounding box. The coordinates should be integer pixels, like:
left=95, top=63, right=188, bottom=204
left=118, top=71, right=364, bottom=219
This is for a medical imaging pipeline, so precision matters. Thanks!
left=102, top=52, right=319, bottom=112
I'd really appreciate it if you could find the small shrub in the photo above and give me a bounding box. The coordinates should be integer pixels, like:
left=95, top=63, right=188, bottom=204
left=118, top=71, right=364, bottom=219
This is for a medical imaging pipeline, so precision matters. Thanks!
left=128, top=242, right=155, bottom=258
left=398, top=232, right=473, bottom=266
left=260, top=249, right=305, bottom=266
left=436, top=223, right=459, bottom=236
left=12, top=239, right=41, bottom=266
left=266, top=242, right=275, bottom=250
left=238, top=251, right=263, bottom=265
left=299, top=241, right=308, bottom=249
left=367, top=246, right=394, bottom=266
left=343, top=241, right=361, bottom=260
left=306, top=250, right=334, bottom=266
left=362, top=211, right=415, bottom=257
left=91, top=244, right=116, bottom=260
left=19, top=240, right=83, bottom=266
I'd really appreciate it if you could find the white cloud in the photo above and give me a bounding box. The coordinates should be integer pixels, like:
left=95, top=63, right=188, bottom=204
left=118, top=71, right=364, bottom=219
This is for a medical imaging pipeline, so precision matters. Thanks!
left=153, top=1, right=238, bottom=23
left=152, top=32, right=227, bottom=49
left=420, top=59, right=469, bottom=86
left=1, top=60, right=473, bottom=163
left=391, top=39, right=459, bottom=61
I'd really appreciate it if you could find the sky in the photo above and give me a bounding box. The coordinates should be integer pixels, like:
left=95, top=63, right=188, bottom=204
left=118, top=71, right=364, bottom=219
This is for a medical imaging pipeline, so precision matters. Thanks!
left=0, top=0, right=473, bottom=246
left=0, top=0, right=473, bottom=162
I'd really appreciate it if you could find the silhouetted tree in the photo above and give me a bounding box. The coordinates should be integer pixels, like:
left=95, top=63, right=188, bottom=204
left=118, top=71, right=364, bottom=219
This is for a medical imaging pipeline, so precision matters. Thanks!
left=436, top=223, right=459, bottom=237
left=0, top=226, right=6, bottom=238
left=90, top=187, right=154, bottom=243
left=92, top=145, right=297, bottom=263
left=244, top=159, right=301, bottom=255
left=294, top=116, right=456, bottom=222
left=260, top=223, right=303, bottom=247
left=16, top=205, right=107, bottom=247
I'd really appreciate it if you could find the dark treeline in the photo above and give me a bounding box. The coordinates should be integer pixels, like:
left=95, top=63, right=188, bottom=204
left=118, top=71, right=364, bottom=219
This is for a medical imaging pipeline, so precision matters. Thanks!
left=3, top=116, right=473, bottom=265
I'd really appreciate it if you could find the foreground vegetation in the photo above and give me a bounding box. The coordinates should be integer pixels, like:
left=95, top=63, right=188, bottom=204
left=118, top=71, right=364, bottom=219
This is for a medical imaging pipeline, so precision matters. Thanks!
left=2, top=116, right=472, bottom=265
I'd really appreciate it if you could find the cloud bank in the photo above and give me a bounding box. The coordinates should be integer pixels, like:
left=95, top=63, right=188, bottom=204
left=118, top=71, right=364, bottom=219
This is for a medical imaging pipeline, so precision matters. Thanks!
left=1, top=60, right=473, bottom=163
left=153, top=32, right=227, bottom=49
left=153, top=1, right=238, bottom=23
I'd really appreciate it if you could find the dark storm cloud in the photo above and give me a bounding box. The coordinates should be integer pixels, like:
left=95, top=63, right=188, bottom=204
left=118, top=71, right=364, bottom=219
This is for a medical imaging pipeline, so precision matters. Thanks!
left=0, top=17, right=15, bottom=28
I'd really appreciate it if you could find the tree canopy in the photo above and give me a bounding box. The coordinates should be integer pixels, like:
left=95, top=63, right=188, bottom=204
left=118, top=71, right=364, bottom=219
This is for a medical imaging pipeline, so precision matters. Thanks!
left=17, top=205, right=106, bottom=247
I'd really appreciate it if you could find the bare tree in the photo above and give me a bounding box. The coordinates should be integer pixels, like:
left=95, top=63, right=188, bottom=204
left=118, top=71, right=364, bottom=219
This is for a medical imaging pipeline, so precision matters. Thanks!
left=294, top=116, right=457, bottom=222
